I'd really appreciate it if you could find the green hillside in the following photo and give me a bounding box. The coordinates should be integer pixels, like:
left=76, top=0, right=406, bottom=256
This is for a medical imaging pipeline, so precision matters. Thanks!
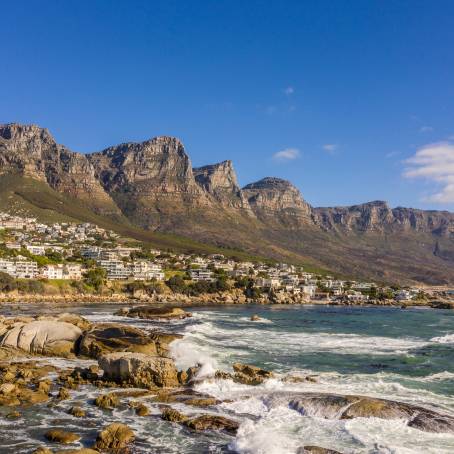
left=0, top=174, right=273, bottom=263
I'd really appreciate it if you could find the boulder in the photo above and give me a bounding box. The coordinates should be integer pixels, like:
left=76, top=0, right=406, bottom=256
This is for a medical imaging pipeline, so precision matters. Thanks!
left=78, top=323, right=179, bottom=358
left=57, top=387, right=70, bottom=400
left=45, top=429, right=80, bottom=444
left=124, top=306, right=191, bottom=320
left=98, top=352, right=179, bottom=388
left=94, top=423, right=134, bottom=451
left=69, top=406, right=86, bottom=417
left=37, top=313, right=92, bottom=331
left=288, top=393, right=454, bottom=434
left=160, top=407, right=189, bottom=423
left=185, top=414, right=239, bottom=434
left=5, top=410, right=21, bottom=419
left=232, top=363, right=274, bottom=385
left=135, top=403, right=149, bottom=416
left=1, top=321, right=82, bottom=357
left=33, top=448, right=53, bottom=454
left=16, top=388, right=49, bottom=405
left=0, top=383, right=17, bottom=395
left=94, top=392, right=119, bottom=410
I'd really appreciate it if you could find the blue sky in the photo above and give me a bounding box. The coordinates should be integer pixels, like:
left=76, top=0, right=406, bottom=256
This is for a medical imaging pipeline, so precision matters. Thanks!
left=1, top=0, right=454, bottom=210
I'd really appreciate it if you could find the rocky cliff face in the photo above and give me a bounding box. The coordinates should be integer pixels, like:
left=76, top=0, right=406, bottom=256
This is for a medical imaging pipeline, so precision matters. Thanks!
left=0, top=124, right=118, bottom=215
left=88, top=136, right=211, bottom=228
left=243, top=177, right=313, bottom=225
left=314, top=201, right=454, bottom=237
left=193, top=160, right=253, bottom=213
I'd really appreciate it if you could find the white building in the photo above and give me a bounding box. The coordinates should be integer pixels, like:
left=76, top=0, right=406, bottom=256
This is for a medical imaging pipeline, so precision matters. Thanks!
left=300, top=284, right=316, bottom=297
left=255, top=277, right=281, bottom=288
left=25, top=244, right=46, bottom=256
left=395, top=290, right=412, bottom=301
left=64, top=263, right=83, bottom=280
left=14, top=260, right=39, bottom=278
left=0, top=260, right=16, bottom=276
left=80, top=246, right=102, bottom=260
left=42, top=264, right=64, bottom=280
left=132, top=261, right=164, bottom=281
left=42, top=263, right=83, bottom=280
left=98, top=260, right=131, bottom=280
left=189, top=269, right=214, bottom=282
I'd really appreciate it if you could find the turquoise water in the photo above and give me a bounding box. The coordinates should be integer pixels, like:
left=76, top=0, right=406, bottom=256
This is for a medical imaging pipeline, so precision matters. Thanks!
left=2, top=304, right=454, bottom=453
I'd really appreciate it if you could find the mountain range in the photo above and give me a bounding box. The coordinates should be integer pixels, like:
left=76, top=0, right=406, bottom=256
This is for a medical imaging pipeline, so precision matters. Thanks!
left=1, top=123, right=453, bottom=285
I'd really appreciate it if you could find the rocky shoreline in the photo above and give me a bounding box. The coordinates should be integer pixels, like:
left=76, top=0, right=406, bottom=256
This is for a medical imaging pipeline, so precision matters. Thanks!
left=0, top=289, right=452, bottom=311
left=0, top=306, right=454, bottom=453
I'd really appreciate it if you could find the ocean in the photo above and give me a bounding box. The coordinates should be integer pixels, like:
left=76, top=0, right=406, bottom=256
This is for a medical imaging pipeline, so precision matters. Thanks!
left=2, top=304, right=454, bottom=453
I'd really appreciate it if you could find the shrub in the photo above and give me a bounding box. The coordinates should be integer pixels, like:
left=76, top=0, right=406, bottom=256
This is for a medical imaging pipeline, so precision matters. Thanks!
left=0, top=272, right=17, bottom=292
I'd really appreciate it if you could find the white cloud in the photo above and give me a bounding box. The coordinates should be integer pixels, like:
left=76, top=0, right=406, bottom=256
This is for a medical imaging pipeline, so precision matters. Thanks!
left=323, top=144, right=338, bottom=154
left=420, top=125, right=434, bottom=133
left=284, top=86, right=294, bottom=95
left=403, top=142, right=454, bottom=203
left=273, top=148, right=300, bottom=161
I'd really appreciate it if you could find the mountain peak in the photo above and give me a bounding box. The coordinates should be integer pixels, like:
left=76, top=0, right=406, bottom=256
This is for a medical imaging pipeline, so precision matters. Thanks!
left=0, top=123, right=55, bottom=146
left=243, top=176, right=294, bottom=191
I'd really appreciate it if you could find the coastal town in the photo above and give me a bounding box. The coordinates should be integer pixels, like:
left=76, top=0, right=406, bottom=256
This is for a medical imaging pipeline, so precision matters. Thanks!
left=0, top=211, right=449, bottom=306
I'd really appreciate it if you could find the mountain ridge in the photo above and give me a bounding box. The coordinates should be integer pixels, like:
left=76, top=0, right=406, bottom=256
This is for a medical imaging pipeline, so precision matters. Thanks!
left=1, top=122, right=453, bottom=285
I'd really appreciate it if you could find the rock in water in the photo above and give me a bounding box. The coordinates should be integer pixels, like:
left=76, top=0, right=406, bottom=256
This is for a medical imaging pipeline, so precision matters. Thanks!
left=184, top=415, right=239, bottom=434
left=124, top=306, right=191, bottom=320
left=298, top=447, right=343, bottom=454
left=94, top=393, right=119, bottom=409
left=78, top=323, right=180, bottom=358
left=1, top=321, right=82, bottom=357
left=135, top=403, right=149, bottom=416
left=98, top=352, right=179, bottom=388
left=160, top=407, right=189, bottom=423
left=288, top=393, right=454, bottom=434
left=232, top=362, right=274, bottom=385
left=44, top=429, right=80, bottom=444
left=94, top=423, right=134, bottom=451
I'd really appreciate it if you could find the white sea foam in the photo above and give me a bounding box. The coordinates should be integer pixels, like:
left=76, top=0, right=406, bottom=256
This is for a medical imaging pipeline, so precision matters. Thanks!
left=431, top=333, right=454, bottom=344
left=238, top=316, right=273, bottom=324
left=170, top=337, right=218, bottom=377
left=181, top=317, right=427, bottom=359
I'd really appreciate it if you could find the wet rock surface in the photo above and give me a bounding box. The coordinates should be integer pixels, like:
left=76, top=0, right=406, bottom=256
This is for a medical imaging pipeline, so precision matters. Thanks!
left=298, top=447, right=343, bottom=454
left=122, top=306, right=191, bottom=320
left=232, top=362, right=274, bottom=385
left=287, top=392, right=454, bottom=433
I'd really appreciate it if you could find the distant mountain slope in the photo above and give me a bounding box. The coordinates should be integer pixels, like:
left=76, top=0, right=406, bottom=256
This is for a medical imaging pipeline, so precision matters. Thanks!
left=1, top=123, right=453, bottom=285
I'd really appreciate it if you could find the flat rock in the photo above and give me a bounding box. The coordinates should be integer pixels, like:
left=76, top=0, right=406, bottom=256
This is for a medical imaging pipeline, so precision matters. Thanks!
left=287, top=392, right=454, bottom=434
left=124, top=306, right=191, bottom=320
left=184, top=414, right=239, bottom=434
left=298, top=447, right=343, bottom=454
